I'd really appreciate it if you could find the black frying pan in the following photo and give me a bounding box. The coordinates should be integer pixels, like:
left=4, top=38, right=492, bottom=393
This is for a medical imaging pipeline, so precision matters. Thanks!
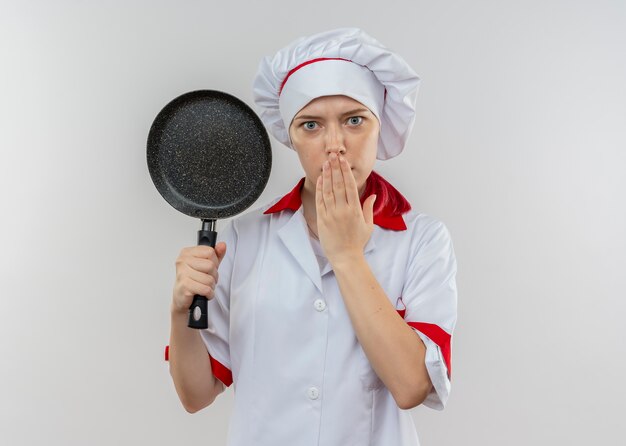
left=147, top=90, right=272, bottom=328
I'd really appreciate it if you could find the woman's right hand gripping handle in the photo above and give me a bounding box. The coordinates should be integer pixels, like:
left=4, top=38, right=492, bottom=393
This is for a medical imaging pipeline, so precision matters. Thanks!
left=172, top=242, right=227, bottom=314
left=169, top=242, right=228, bottom=413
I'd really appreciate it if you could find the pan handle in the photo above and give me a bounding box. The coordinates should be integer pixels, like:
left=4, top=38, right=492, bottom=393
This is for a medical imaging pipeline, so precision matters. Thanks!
left=188, top=219, right=217, bottom=329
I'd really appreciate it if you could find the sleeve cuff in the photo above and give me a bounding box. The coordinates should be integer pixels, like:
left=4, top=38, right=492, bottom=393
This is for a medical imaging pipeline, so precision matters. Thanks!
left=408, top=327, right=451, bottom=410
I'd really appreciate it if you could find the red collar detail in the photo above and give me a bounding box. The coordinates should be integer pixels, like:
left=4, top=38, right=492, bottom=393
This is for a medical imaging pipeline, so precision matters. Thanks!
left=263, top=174, right=408, bottom=231
left=264, top=177, right=306, bottom=214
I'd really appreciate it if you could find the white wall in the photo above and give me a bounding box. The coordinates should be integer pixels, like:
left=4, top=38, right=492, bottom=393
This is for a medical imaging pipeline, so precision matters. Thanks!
left=1, top=1, right=624, bottom=444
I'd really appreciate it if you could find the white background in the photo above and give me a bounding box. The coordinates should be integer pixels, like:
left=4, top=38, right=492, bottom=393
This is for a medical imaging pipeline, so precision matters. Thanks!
left=1, top=1, right=625, bottom=444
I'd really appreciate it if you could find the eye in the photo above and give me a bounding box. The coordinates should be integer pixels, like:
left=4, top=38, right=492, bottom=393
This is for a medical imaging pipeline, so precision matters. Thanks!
left=347, top=116, right=363, bottom=126
left=303, top=121, right=318, bottom=130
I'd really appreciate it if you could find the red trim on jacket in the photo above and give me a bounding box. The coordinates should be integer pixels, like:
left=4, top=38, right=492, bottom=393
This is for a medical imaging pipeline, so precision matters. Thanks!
left=406, top=322, right=453, bottom=380
left=164, top=345, right=233, bottom=387
left=263, top=171, right=410, bottom=231
left=395, top=296, right=452, bottom=379
left=209, top=354, right=234, bottom=387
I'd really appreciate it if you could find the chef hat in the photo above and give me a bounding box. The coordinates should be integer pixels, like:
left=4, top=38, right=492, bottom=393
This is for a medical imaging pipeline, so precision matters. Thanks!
left=252, top=28, right=421, bottom=160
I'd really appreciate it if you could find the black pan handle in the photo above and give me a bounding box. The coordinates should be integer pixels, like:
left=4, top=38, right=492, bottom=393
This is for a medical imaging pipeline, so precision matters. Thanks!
left=188, top=219, right=217, bottom=329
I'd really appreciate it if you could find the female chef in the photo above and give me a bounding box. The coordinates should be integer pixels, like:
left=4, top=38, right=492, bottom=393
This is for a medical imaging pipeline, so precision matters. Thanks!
left=166, top=28, right=458, bottom=446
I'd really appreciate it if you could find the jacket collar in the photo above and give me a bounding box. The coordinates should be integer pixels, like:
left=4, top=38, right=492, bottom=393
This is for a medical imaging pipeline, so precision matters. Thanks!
left=263, top=177, right=407, bottom=231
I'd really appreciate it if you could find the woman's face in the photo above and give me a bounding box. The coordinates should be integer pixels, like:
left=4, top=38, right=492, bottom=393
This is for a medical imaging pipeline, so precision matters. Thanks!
left=288, top=95, right=379, bottom=197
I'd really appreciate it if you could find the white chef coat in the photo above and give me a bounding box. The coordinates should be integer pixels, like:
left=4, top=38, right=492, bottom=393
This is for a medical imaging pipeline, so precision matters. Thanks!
left=198, top=177, right=457, bottom=446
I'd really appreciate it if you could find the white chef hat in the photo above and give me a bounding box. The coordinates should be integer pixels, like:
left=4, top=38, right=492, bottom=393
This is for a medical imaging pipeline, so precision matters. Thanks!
left=252, top=27, right=421, bottom=160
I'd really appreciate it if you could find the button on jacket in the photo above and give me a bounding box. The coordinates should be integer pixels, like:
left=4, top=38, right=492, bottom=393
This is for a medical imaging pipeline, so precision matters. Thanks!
left=200, top=177, right=457, bottom=446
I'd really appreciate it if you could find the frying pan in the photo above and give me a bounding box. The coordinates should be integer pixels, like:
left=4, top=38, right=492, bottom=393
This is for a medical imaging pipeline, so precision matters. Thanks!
left=147, top=90, right=272, bottom=328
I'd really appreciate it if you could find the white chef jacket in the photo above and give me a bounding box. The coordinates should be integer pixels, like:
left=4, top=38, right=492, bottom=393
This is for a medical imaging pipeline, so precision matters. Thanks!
left=198, top=177, right=457, bottom=446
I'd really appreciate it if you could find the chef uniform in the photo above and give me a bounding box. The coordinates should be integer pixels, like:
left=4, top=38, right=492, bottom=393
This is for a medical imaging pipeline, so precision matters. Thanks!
left=168, top=28, right=458, bottom=446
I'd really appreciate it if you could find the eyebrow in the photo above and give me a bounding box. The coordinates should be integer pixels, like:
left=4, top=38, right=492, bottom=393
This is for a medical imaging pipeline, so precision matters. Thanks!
left=293, top=108, right=370, bottom=121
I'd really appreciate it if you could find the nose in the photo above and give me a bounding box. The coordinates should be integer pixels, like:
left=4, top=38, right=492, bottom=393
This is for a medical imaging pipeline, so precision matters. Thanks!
left=324, top=125, right=346, bottom=156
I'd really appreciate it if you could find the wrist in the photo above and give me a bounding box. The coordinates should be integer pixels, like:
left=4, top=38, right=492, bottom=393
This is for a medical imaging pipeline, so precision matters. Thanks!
left=329, top=251, right=366, bottom=270
left=170, top=302, right=189, bottom=318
